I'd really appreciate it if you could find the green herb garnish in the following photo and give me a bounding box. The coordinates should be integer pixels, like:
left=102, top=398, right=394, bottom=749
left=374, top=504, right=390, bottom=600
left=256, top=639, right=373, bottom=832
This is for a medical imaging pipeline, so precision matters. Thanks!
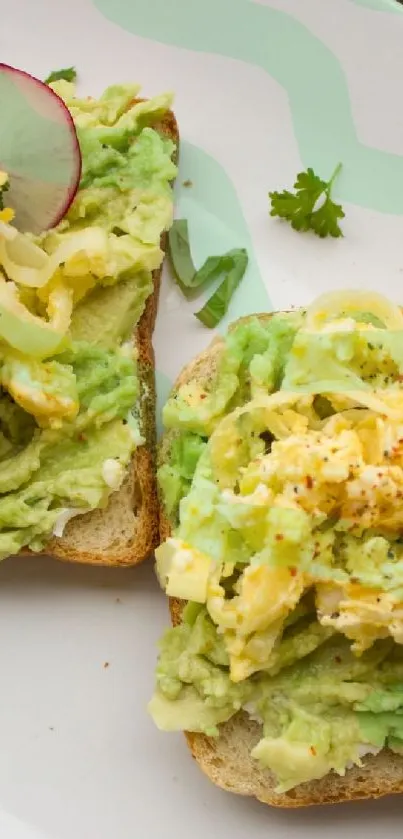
left=168, top=219, right=197, bottom=294
left=168, top=219, right=248, bottom=327
left=45, top=67, right=77, bottom=84
left=269, top=163, right=345, bottom=238
left=194, top=250, right=248, bottom=327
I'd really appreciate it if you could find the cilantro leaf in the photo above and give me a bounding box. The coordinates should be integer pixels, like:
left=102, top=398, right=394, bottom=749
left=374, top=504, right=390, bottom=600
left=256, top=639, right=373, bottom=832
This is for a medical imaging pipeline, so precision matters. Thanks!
left=45, top=67, right=77, bottom=84
left=309, top=194, right=345, bottom=238
left=269, top=163, right=345, bottom=238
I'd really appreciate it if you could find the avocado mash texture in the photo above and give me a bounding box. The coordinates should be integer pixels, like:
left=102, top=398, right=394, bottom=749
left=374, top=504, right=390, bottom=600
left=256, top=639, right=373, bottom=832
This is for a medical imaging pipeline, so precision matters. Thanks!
left=150, top=294, right=403, bottom=792
left=0, top=81, right=176, bottom=558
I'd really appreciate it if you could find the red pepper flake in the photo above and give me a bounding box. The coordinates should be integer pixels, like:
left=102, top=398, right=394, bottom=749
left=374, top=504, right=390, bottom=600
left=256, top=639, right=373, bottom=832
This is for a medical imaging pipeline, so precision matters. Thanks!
left=78, top=433, right=87, bottom=442
left=289, top=567, right=297, bottom=577
left=200, top=394, right=207, bottom=400
left=397, top=375, right=403, bottom=383
left=310, top=746, right=317, bottom=756
left=275, top=533, right=284, bottom=541
left=305, top=475, right=314, bottom=489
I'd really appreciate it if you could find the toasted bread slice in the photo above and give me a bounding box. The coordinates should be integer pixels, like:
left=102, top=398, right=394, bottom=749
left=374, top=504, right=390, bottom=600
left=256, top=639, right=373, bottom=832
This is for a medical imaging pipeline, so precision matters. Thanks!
left=20, top=107, right=179, bottom=568
left=158, top=314, right=403, bottom=807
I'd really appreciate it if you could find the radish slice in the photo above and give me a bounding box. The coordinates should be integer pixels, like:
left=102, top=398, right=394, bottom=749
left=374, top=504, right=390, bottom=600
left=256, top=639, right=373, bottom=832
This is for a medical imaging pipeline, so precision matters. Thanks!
left=0, top=64, right=81, bottom=234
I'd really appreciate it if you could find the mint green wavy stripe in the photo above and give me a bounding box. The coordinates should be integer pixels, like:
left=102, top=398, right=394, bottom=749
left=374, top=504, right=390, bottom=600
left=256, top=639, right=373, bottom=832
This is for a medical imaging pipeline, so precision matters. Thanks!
left=349, top=0, right=401, bottom=12
left=154, top=139, right=270, bottom=431
left=94, top=0, right=403, bottom=214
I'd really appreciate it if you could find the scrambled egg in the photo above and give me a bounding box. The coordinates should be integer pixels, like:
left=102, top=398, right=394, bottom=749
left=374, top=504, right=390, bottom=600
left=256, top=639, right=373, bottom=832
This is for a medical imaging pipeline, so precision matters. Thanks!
left=317, top=582, right=403, bottom=652
left=157, top=386, right=403, bottom=681
left=1, top=350, right=78, bottom=427
left=207, top=564, right=304, bottom=681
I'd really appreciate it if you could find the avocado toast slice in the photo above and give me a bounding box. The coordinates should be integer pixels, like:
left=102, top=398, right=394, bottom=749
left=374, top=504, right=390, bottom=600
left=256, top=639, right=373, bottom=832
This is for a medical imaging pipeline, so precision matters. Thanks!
left=0, top=83, right=178, bottom=567
left=41, top=105, right=179, bottom=568
left=153, top=299, right=403, bottom=806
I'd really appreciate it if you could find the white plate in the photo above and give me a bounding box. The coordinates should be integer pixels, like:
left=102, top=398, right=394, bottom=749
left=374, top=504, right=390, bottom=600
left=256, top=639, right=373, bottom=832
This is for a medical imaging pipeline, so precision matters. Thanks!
left=3, top=0, right=403, bottom=835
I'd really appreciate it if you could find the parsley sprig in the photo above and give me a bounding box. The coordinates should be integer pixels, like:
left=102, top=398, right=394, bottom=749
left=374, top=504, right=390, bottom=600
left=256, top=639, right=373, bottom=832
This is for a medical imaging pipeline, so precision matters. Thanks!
left=45, top=67, right=77, bottom=85
left=269, top=163, right=345, bottom=238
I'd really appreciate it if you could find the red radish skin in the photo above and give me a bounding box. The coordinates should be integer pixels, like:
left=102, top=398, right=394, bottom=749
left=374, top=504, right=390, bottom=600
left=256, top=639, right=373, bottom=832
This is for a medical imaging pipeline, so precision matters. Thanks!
left=0, top=64, right=81, bottom=234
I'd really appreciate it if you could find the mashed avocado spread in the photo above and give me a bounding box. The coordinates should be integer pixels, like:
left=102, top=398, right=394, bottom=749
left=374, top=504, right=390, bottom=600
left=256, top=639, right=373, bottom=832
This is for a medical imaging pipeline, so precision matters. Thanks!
left=150, top=291, right=403, bottom=793
left=0, top=80, right=176, bottom=557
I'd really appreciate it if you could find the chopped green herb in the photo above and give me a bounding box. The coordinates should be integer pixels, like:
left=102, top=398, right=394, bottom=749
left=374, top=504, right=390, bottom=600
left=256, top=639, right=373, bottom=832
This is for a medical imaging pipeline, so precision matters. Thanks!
left=269, top=163, right=345, bottom=238
left=45, top=67, right=77, bottom=84
left=168, top=219, right=197, bottom=294
left=168, top=219, right=248, bottom=327
left=195, top=250, right=248, bottom=328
